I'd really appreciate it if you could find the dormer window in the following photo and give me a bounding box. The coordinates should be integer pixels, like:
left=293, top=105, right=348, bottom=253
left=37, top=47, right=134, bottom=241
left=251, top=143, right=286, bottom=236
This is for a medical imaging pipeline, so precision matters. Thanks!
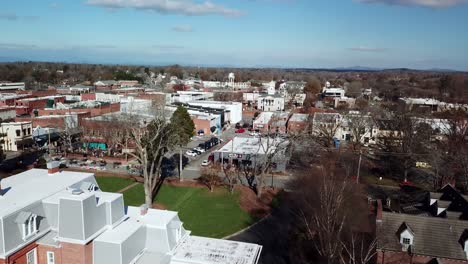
left=397, top=222, right=414, bottom=251
left=15, top=212, right=38, bottom=240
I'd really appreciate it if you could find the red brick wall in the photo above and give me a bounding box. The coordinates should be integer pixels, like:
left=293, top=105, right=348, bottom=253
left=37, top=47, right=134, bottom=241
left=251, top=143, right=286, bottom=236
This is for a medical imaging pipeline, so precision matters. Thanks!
left=287, top=121, right=306, bottom=134
left=192, top=117, right=211, bottom=135
left=5, top=242, right=37, bottom=264
left=38, top=103, right=119, bottom=117
left=377, top=250, right=467, bottom=264
left=37, top=244, right=62, bottom=264
left=81, top=93, right=96, bottom=101
left=60, top=242, right=93, bottom=264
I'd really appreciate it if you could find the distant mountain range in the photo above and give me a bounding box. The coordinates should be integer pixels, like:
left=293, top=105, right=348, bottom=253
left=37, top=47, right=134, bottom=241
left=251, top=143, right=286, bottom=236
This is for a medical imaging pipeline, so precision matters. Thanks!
left=0, top=58, right=464, bottom=73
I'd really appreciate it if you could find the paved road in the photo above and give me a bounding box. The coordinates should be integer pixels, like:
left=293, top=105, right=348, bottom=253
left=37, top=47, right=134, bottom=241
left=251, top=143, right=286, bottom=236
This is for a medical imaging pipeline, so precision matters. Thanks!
left=228, top=205, right=292, bottom=264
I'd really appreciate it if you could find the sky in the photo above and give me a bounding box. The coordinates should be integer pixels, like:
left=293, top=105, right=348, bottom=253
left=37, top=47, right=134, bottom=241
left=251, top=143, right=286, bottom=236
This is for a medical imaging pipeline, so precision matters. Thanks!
left=0, top=0, right=467, bottom=70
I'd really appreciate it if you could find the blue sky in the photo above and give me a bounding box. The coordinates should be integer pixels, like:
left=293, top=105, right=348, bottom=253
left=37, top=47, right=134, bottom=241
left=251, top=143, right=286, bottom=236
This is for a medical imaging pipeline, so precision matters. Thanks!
left=0, top=0, right=467, bottom=70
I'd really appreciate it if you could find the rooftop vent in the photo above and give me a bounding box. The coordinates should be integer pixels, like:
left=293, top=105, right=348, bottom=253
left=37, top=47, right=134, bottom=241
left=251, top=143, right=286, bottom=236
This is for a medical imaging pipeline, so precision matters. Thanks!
left=140, top=204, right=148, bottom=216
left=47, top=161, right=60, bottom=174
left=68, top=188, right=83, bottom=195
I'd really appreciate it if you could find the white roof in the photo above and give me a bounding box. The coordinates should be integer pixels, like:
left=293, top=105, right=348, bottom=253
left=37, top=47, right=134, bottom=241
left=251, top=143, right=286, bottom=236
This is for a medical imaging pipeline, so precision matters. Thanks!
left=171, top=236, right=262, bottom=264
left=126, top=206, right=178, bottom=228
left=289, top=113, right=309, bottom=122
left=94, top=217, right=143, bottom=244
left=217, top=136, right=283, bottom=155
left=0, top=169, right=94, bottom=217
left=253, top=112, right=274, bottom=125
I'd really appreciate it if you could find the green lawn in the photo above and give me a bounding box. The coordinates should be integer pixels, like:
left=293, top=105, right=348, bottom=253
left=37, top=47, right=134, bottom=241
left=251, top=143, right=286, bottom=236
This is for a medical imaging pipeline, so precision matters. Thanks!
left=96, top=177, right=135, bottom=193
left=362, top=174, right=400, bottom=187
left=121, top=183, right=253, bottom=238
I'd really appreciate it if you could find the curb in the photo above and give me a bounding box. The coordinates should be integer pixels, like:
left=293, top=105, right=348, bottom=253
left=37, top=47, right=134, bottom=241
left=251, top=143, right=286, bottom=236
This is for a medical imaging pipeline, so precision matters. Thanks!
left=223, top=213, right=271, bottom=240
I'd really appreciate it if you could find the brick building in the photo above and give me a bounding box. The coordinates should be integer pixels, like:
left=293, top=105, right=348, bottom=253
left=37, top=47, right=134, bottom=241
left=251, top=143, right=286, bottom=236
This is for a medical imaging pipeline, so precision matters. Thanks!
left=0, top=165, right=262, bottom=264
left=15, top=96, right=66, bottom=116
left=38, top=102, right=120, bottom=117
left=287, top=113, right=309, bottom=134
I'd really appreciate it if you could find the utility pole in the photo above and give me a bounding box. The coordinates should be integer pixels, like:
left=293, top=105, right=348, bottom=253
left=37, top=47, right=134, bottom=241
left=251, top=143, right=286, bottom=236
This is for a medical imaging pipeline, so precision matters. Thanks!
left=356, top=150, right=362, bottom=183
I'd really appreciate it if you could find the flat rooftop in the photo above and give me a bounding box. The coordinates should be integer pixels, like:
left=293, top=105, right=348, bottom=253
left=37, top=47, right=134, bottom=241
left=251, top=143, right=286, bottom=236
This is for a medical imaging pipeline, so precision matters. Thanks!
left=126, top=206, right=178, bottom=228
left=217, top=136, right=285, bottom=155
left=171, top=236, right=262, bottom=264
left=0, top=169, right=95, bottom=216
left=94, top=217, right=143, bottom=244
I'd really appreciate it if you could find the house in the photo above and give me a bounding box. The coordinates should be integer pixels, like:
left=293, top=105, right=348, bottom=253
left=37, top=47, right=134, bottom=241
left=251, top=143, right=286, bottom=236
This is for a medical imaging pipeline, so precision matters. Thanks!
left=0, top=121, right=33, bottom=151
left=0, top=164, right=263, bottom=264
left=287, top=113, right=309, bottom=134
left=376, top=205, right=468, bottom=263
left=257, top=94, right=285, bottom=112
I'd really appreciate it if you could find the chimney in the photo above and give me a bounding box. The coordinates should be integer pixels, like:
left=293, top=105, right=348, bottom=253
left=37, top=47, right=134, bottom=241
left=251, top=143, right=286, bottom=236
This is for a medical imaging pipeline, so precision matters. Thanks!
left=140, top=204, right=148, bottom=216
left=376, top=199, right=383, bottom=223
left=47, top=161, right=60, bottom=174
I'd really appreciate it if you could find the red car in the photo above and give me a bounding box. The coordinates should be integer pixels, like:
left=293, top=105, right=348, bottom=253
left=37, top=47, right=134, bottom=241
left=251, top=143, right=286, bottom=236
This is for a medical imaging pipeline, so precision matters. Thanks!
left=235, top=128, right=245, bottom=133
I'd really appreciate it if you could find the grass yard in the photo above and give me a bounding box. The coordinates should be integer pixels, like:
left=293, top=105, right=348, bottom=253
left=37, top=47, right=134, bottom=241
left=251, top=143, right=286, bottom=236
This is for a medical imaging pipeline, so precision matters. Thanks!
left=121, top=183, right=253, bottom=238
left=362, top=174, right=400, bottom=187
left=95, top=177, right=135, bottom=193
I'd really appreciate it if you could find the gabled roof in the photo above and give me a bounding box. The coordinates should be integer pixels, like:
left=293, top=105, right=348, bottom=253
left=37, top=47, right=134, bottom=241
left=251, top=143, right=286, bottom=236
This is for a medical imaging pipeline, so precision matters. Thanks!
left=378, top=212, right=468, bottom=260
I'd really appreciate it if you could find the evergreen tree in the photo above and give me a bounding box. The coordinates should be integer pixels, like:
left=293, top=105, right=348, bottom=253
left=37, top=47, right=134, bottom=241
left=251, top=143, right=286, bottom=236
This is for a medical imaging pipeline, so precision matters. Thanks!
left=170, top=106, right=195, bottom=146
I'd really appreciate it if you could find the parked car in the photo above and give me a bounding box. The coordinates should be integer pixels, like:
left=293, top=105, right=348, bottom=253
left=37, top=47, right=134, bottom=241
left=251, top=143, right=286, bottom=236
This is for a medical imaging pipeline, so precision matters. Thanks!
left=249, top=132, right=260, bottom=137
left=194, top=147, right=205, bottom=153
left=235, top=128, right=245, bottom=133
left=192, top=149, right=202, bottom=155
left=201, top=160, right=210, bottom=166
left=186, top=150, right=197, bottom=157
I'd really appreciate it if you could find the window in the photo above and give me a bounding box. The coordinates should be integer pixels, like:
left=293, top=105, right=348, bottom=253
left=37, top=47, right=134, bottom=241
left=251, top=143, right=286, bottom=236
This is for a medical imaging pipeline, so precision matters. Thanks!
left=46, top=251, right=55, bottom=264
left=16, top=129, right=21, bottom=137
left=402, top=237, right=411, bottom=245
left=26, top=249, right=37, bottom=264
left=22, top=214, right=38, bottom=239
left=27, top=128, right=31, bottom=135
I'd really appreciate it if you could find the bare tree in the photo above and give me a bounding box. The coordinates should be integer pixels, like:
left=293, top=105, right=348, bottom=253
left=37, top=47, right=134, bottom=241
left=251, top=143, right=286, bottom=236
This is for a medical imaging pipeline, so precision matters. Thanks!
left=200, top=166, right=221, bottom=192
left=289, top=153, right=374, bottom=264
left=344, top=113, right=374, bottom=151
left=311, top=113, right=342, bottom=148
left=128, top=110, right=175, bottom=207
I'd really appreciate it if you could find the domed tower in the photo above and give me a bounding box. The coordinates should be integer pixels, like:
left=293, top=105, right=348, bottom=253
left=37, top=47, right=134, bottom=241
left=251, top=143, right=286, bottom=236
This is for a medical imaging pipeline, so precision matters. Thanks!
left=228, top=72, right=235, bottom=86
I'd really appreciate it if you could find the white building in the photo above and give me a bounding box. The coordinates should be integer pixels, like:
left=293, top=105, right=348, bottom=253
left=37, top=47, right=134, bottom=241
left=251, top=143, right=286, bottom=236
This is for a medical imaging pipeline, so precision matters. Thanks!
left=187, top=101, right=243, bottom=124
left=0, top=166, right=263, bottom=264
left=120, top=97, right=153, bottom=115
left=0, top=107, right=16, bottom=121
left=243, top=92, right=260, bottom=104
left=257, top=94, right=285, bottom=112
left=1, top=121, right=33, bottom=151
left=171, top=91, right=213, bottom=104
left=95, top=93, right=121, bottom=102
left=0, top=82, right=25, bottom=91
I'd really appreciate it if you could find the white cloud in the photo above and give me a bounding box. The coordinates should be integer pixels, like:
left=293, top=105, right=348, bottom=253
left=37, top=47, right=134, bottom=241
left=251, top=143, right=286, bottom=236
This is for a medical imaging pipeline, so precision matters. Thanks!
left=355, top=0, right=468, bottom=8
left=0, top=13, right=39, bottom=21
left=85, top=0, right=245, bottom=17
left=172, top=25, right=193, bottom=32
left=153, top=44, right=185, bottom=49
left=0, top=43, right=37, bottom=49
left=349, top=46, right=388, bottom=52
